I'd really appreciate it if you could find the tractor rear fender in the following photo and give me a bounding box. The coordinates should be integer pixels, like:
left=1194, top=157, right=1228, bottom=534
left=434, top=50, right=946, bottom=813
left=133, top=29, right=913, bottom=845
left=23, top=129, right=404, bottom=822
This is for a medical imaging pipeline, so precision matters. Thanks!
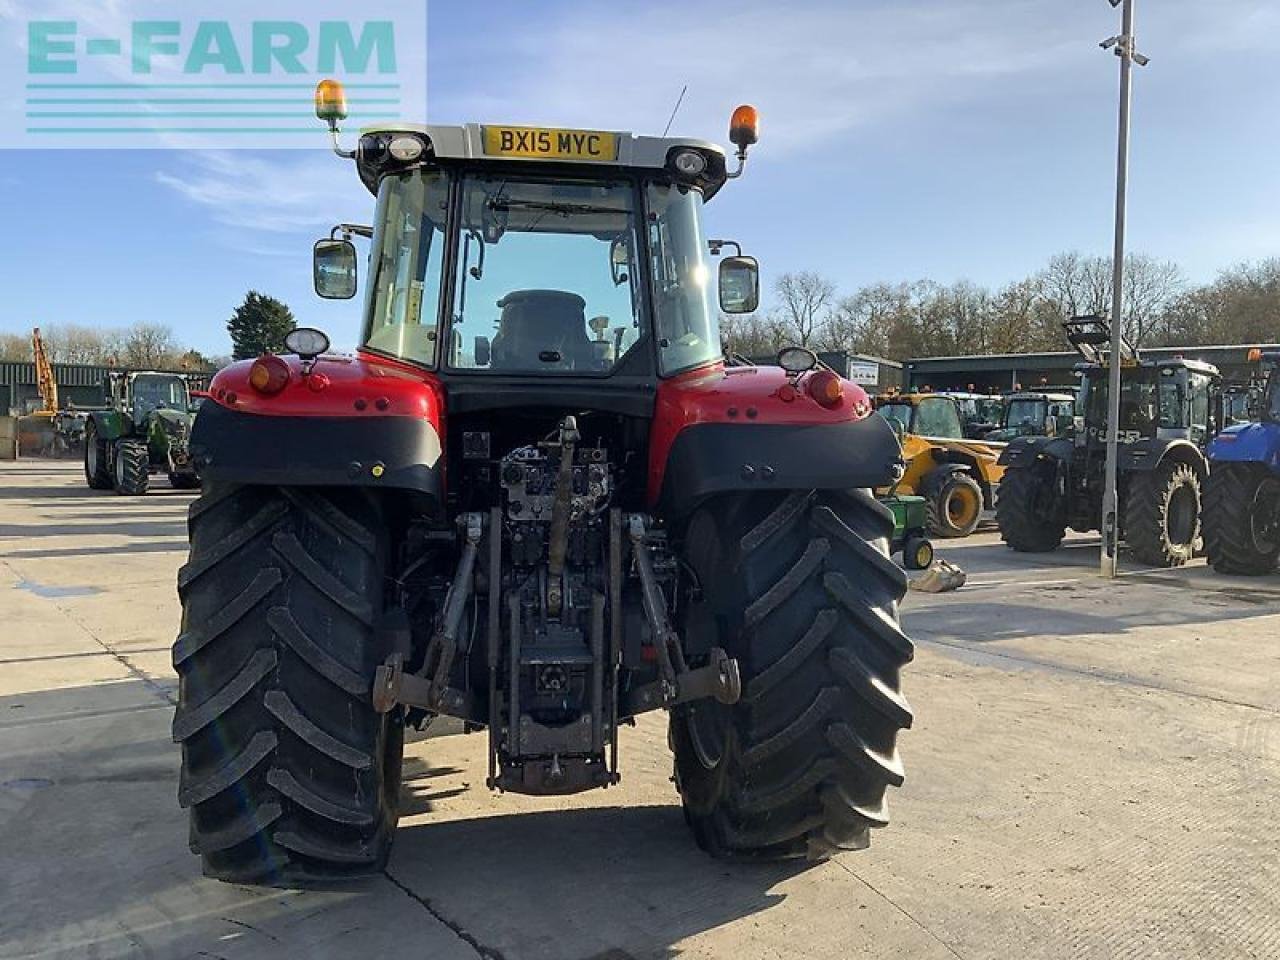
left=1207, top=421, right=1280, bottom=471
left=999, top=435, right=1072, bottom=469
left=191, top=352, right=445, bottom=504
left=191, top=402, right=443, bottom=502
left=654, top=416, right=903, bottom=517
left=87, top=409, right=128, bottom=441
left=1122, top=438, right=1207, bottom=478
left=649, top=362, right=898, bottom=516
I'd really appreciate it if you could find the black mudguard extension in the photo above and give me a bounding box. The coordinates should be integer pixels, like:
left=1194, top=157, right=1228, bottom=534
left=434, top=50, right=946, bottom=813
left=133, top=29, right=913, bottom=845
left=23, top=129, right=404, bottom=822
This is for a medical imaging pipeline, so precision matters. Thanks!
left=190, top=402, right=443, bottom=499
left=999, top=436, right=1072, bottom=468
left=917, top=462, right=970, bottom=497
left=657, top=416, right=904, bottom=517
left=1119, top=438, right=1203, bottom=474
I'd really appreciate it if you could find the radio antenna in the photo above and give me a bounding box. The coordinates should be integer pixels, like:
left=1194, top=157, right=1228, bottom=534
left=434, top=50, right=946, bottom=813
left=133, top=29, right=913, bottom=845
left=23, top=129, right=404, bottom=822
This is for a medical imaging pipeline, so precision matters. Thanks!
left=662, top=84, right=688, bottom=137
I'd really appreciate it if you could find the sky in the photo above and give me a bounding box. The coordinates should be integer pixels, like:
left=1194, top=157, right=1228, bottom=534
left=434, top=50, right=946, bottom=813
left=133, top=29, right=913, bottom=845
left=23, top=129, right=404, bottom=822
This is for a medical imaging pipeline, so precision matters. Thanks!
left=1, top=0, right=1279, bottom=357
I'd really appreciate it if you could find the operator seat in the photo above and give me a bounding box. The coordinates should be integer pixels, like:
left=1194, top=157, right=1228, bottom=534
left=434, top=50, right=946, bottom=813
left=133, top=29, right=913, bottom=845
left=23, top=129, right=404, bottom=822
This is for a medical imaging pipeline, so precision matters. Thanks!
left=490, top=290, right=592, bottom=370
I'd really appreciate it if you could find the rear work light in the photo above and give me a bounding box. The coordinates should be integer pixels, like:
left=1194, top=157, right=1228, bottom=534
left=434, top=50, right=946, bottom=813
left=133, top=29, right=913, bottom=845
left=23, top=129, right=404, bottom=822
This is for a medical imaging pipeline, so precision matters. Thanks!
left=249, top=355, right=290, bottom=395
left=807, top=370, right=844, bottom=409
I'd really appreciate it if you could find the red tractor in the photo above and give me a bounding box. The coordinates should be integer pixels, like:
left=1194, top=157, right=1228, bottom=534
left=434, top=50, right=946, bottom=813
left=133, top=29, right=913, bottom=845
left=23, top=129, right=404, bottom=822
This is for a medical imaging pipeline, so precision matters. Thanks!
left=173, top=82, right=913, bottom=884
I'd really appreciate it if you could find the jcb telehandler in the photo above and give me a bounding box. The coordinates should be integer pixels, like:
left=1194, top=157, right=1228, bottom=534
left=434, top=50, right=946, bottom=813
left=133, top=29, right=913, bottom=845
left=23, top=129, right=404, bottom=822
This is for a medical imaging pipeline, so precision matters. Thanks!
left=172, top=82, right=914, bottom=884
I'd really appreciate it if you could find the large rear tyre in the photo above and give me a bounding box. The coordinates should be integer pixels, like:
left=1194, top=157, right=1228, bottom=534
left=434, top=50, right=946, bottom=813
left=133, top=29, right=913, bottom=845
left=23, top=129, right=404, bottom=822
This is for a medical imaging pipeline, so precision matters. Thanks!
left=114, top=439, right=150, bottom=496
left=1125, top=461, right=1201, bottom=568
left=1204, top=463, right=1280, bottom=575
left=671, top=489, right=913, bottom=860
left=172, top=484, right=403, bottom=885
left=84, top=422, right=113, bottom=490
left=925, top=471, right=983, bottom=539
left=996, top=465, right=1066, bottom=552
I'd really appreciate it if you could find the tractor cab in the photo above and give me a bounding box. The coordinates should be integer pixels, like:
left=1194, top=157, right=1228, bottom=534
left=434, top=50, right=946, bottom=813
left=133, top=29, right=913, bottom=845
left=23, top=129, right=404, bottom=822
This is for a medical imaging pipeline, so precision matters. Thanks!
left=986, top=391, right=1075, bottom=443
left=310, top=106, right=762, bottom=395
left=875, top=393, right=966, bottom=440
left=1075, top=360, right=1220, bottom=448
left=941, top=392, right=1003, bottom=439
left=112, top=372, right=191, bottom=423
left=1064, top=317, right=1220, bottom=448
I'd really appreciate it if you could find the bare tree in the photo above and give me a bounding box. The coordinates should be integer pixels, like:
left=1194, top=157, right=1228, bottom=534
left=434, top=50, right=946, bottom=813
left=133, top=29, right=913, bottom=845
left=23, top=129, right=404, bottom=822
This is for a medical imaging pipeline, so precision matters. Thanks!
left=121, top=323, right=177, bottom=368
left=0, top=333, right=29, bottom=362
left=1034, top=251, right=1183, bottom=346
left=720, top=311, right=789, bottom=359
left=772, top=272, right=836, bottom=347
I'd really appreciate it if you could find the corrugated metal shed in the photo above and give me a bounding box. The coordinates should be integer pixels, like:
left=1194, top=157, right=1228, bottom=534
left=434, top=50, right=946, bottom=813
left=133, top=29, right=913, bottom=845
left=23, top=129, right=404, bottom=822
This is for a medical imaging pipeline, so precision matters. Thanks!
left=0, top=361, right=212, bottom=413
left=0, top=361, right=211, bottom=387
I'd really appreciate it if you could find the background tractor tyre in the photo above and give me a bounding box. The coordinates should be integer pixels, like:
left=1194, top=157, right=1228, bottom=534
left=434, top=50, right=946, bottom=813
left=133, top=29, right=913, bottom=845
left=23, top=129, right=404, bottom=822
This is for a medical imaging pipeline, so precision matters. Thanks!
left=925, top=471, right=983, bottom=539
left=996, top=465, right=1065, bottom=553
left=113, top=440, right=150, bottom=496
left=172, top=484, right=403, bottom=885
left=169, top=471, right=202, bottom=491
left=901, top=534, right=934, bottom=571
left=84, top=422, right=113, bottom=490
left=671, top=489, right=913, bottom=861
left=1203, top=463, right=1280, bottom=575
left=1125, top=461, right=1201, bottom=568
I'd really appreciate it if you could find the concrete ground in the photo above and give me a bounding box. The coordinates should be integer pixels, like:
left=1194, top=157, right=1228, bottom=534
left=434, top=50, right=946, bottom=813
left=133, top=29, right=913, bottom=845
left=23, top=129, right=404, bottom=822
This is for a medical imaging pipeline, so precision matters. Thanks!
left=1, top=459, right=1278, bottom=960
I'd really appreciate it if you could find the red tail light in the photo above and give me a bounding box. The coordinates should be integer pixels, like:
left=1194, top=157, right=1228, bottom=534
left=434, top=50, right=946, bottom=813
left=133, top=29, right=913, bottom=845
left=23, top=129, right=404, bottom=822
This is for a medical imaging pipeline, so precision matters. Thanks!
left=807, top=370, right=844, bottom=408
left=249, top=355, right=290, bottom=395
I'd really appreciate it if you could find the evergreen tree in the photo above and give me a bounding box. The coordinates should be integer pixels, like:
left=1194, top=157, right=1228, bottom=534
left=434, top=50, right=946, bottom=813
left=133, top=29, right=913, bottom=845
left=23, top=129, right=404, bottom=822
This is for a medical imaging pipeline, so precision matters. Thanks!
left=228, top=291, right=295, bottom=360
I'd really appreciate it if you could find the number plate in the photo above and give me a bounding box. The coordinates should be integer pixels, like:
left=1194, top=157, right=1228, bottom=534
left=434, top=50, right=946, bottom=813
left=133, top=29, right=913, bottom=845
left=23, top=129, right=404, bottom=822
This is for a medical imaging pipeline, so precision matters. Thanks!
left=482, top=126, right=619, bottom=162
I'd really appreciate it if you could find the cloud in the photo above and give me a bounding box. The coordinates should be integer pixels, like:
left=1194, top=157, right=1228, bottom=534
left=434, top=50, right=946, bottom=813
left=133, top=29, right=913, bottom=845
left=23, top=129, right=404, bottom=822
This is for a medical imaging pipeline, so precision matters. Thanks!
left=428, top=0, right=1094, bottom=154
left=155, top=151, right=366, bottom=234
left=427, top=0, right=1279, bottom=155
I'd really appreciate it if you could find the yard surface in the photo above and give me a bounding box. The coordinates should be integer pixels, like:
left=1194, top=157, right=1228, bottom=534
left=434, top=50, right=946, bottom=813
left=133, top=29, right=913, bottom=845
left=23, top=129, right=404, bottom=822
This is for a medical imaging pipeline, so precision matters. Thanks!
left=2, top=459, right=1277, bottom=959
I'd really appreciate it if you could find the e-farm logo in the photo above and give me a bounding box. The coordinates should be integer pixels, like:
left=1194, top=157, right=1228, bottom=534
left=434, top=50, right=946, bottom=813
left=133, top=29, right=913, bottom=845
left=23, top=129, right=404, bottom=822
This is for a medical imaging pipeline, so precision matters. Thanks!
left=2, top=2, right=427, bottom=149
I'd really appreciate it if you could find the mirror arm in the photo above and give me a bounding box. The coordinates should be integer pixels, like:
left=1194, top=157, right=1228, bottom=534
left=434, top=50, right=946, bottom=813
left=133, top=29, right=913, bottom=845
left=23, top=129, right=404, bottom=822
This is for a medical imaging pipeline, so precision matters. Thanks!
left=331, top=223, right=373, bottom=240
left=708, top=239, right=742, bottom=257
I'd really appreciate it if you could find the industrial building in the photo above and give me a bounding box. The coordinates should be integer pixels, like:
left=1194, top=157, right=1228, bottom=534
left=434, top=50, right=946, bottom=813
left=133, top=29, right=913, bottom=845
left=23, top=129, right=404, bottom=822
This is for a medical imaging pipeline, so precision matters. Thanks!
left=0, top=361, right=212, bottom=415
left=749, top=351, right=904, bottom=392
left=902, top=343, right=1279, bottom=393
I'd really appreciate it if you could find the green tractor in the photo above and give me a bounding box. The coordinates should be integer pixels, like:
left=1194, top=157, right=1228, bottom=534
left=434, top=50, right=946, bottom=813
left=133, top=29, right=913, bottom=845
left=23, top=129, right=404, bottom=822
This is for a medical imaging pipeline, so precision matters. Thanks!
left=84, top=371, right=201, bottom=495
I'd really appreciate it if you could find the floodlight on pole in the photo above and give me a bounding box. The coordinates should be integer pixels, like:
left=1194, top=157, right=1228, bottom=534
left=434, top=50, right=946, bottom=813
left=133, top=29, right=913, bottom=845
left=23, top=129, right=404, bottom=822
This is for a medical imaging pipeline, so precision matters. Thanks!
left=1099, top=0, right=1148, bottom=579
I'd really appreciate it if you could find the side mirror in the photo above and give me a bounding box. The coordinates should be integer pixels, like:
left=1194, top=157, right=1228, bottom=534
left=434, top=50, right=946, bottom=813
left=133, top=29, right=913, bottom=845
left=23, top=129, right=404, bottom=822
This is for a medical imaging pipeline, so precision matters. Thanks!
left=474, top=335, right=492, bottom=368
left=610, top=237, right=630, bottom=286
left=719, top=255, right=759, bottom=314
left=313, top=239, right=358, bottom=300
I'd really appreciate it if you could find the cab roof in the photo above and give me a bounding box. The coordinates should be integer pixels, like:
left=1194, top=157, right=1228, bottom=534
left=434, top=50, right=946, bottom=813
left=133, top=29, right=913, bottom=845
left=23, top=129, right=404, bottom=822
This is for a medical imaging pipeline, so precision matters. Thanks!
left=1006, top=391, right=1075, bottom=402
left=875, top=393, right=957, bottom=405
left=355, top=123, right=731, bottom=197
left=1073, top=358, right=1220, bottom=377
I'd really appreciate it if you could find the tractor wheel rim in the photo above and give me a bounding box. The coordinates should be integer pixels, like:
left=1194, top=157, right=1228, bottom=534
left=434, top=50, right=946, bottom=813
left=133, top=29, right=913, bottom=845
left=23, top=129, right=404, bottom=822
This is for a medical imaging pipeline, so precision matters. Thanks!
left=687, top=701, right=730, bottom=770
left=86, top=440, right=96, bottom=475
left=1250, top=479, right=1280, bottom=552
left=1166, top=483, right=1197, bottom=546
left=946, top=487, right=979, bottom=528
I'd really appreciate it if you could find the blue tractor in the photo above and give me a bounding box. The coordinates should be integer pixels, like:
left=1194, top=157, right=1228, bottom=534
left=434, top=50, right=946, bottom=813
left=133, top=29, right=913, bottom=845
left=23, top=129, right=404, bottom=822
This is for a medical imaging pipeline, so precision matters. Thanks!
left=1203, top=349, right=1280, bottom=574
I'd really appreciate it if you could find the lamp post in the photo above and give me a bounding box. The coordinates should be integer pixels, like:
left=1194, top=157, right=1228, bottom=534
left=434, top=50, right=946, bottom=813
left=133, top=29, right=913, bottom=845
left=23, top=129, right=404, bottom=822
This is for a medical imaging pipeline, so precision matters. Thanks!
left=1099, top=0, right=1148, bottom=578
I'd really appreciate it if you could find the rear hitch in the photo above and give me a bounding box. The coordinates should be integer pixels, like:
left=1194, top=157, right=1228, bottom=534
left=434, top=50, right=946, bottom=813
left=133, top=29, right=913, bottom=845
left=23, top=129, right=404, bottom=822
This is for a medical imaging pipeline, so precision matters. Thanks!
left=626, top=514, right=741, bottom=712
left=372, top=512, right=484, bottom=716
